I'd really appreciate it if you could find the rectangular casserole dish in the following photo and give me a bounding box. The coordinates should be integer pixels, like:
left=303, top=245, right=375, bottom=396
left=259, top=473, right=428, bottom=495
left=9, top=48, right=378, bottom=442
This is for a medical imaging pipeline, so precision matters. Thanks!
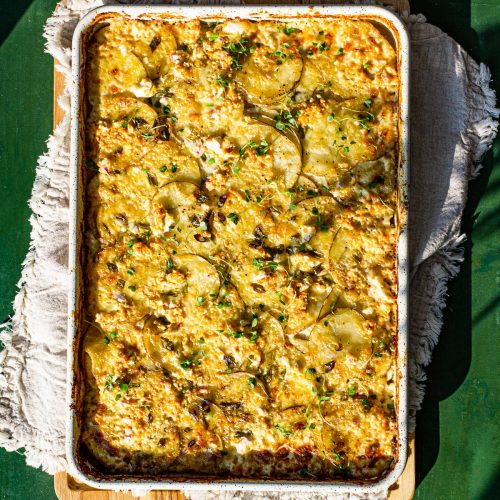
left=67, top=4, right=409, bottom=493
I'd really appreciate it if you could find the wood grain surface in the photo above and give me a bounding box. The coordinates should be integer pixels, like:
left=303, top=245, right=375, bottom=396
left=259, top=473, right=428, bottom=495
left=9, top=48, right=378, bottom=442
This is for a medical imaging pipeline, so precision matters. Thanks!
left=54, top=1, right=413, bottom=498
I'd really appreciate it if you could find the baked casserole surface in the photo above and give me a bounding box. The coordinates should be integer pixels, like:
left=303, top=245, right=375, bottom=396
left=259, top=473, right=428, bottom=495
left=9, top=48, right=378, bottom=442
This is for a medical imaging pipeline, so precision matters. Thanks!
left=81, top=15, right=400, bottom=480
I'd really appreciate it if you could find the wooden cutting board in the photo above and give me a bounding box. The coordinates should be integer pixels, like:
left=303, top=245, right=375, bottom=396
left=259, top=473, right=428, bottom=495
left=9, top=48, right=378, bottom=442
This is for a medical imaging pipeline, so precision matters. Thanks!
left=53, top=0, right=414, bottom=498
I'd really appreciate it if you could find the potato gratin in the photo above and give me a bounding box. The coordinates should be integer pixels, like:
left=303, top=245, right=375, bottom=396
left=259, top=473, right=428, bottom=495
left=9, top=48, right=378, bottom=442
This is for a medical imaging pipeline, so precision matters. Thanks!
left=81, top=14, right=400, bottom=481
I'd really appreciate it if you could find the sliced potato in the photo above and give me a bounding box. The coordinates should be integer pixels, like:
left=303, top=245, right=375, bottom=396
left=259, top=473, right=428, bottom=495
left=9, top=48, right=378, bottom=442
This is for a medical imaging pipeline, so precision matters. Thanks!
left=91, top=95, right=157, bottom=128
left=156, top=181, right=199, bottom=210
left=161, top=57, right=245, bottom=138
left=173, top=254, right=220, bottom=301
left=350, top=155, right=397, bottom=195
left=309, top=308, right=371, bottom=363
left=205, top=121, right=301, bottom=195
left=208, top=283, right=248, bottom=331
left=330, top=226, right=359, bottom=264
left=267, top=195, right=339, bottom=249
left=215, top=371, right=269, bottom=411
left=88, top=181, right=153, bottom=245
left=300, top=99, right=397, bottom=184
left=256, top=313, right=286, bottom=374
left=132, top=26, right=177, bottom=79
left=143, top=142, right=201, bottom=184
left=236, top=44, right=303, bottom=105
left=87, top=30, right=153, bottom=102
left=295, top=19, right=397, bottom=101
left=155, top=182, right=217, bottom=256
left=86, top=123, right=152, bottom=171
left=83, top=323, right=122, bottom=377
left=142, top=315, right=182, bottom=368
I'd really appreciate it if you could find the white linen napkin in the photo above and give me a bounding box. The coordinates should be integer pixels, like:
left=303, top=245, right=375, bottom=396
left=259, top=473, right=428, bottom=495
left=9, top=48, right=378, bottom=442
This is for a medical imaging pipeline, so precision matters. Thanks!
left=0, top=1, right=497, bottom=499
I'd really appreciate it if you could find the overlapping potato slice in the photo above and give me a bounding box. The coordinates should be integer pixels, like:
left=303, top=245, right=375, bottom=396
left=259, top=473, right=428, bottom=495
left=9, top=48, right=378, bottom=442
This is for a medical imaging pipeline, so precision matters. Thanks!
left=227, top=122, right=302, bottom=192
left=267, top=195, right=339, bottom=249
left=210, top=190, right=273, bottom=248
left=156, top=181, right=199, bottom=210
left=254, top=313, right=313, bottom=408
left=143, top=142, right=201, bottom=184
left=173, top=254, right=220, bottom=304
left=159, top=55, right=245, bottom=138
left=309, top=308, right=371, bottom=364
left=90, top=241, right=187, bottom=321
left=256, top=313, right=286, bottom=374
left=329, top=218, right=397, bottom=321
left=142, top=315, right=183, bottom=369
left=86, top=124, right=152, bottom=171
left=235, top=24, right=303, bottom=106
left=215, top=371, right=269, bottom=410
left=130, top=23, right=177, bottom=79
left=294, top=19, right=397, bottom=101
left=90, top=20, right=177, bottom=96
left=198, top=122, right=301, bottom=202
left=300, top=98, right=397, bottom=184
left=87, top=178, right=153, bottom=245
left=87, top=30, right=153, bottom=103
left=141, top=254, right=220, bottom=372
left=154, top=182, right=216, bottom=255
left=83, top=323, right=124, bottom=377
left=91, top=95, right=157, bottom=128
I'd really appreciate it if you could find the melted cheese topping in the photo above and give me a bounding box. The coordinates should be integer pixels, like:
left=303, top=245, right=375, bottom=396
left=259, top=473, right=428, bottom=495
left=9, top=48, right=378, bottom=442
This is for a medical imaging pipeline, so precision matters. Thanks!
left=81, top=15, right=399, bottom=481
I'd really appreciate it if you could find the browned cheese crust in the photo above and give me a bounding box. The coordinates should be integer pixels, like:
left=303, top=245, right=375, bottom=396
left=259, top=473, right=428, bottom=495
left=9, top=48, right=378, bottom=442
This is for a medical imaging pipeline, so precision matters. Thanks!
left=81, top=15, right=399, bottom=480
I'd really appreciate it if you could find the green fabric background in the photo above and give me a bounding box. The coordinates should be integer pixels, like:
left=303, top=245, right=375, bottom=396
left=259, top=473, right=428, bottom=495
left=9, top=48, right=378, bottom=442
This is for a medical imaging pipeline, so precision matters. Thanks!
left=0, top=1, right=498, bottom=498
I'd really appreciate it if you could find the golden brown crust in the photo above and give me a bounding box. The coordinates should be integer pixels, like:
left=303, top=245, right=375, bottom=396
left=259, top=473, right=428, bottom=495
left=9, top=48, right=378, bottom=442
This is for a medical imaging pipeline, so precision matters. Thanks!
left=81, top=15, right=399, bottom=480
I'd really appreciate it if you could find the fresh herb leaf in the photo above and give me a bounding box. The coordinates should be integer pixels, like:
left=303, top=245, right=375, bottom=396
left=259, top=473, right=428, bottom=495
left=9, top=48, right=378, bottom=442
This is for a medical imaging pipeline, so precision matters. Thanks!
left=216, top=75, right=229, bottom=87
left=227, top=213, right=239, bottom=224
left=274, top=110, right=298, bottom=131
left=223, top=37, right=255, bottom=70
left=180, top=360, right=192, bottom=370
left=253, top=258, right=263, bottom=270
left=277, top=312, right=288, bottom=323
left=268, top=261, right=278, bottom=271
left=274, top=424, right=293, bottom=438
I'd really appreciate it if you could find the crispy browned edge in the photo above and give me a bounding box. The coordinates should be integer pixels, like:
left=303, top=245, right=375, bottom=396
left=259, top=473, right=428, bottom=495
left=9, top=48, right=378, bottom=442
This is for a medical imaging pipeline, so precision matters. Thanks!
left=70, top=9, right=407, bottom=485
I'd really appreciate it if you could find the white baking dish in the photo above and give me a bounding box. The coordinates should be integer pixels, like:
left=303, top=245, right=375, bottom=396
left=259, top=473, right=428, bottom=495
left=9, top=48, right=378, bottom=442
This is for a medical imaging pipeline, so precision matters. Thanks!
left=67, top=4, right=409, bottom=493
